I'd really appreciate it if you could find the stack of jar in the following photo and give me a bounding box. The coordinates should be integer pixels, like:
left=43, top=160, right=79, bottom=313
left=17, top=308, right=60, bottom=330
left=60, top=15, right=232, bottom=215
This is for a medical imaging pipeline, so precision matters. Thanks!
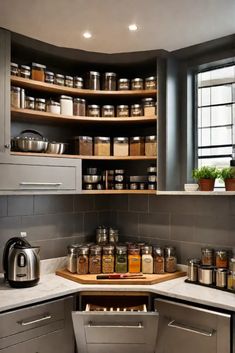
left=187, top=248, right=235, bottom=291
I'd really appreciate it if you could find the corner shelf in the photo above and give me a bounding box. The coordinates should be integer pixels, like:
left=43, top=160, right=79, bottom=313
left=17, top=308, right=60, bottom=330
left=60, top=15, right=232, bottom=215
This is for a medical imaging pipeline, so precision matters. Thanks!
left=82, top=189, right=156, bottom=195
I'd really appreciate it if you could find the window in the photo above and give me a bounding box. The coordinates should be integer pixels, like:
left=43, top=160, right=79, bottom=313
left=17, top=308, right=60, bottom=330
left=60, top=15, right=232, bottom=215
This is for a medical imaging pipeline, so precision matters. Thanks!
left=197, top=65, right=235, bottom=188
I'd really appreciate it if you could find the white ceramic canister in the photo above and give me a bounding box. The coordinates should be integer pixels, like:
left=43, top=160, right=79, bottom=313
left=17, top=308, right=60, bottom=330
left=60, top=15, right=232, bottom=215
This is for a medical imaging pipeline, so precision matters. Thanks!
left=60, top=95, right=73, bottom=116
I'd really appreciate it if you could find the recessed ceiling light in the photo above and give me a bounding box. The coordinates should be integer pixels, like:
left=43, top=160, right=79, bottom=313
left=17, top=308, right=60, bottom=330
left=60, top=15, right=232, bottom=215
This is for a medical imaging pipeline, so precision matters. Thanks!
left=83, top=31, right=92, bottom=39
left=128, top=24, right=138, bottom=31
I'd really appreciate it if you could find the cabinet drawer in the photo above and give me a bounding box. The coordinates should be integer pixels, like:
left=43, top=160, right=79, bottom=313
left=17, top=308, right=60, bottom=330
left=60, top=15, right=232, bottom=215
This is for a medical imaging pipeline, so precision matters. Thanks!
left=0, top=164, right=76, bottom=190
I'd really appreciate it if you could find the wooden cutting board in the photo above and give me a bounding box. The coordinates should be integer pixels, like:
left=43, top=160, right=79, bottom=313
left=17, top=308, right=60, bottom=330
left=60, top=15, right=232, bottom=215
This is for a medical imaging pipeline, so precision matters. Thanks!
left=56, top=268, right=186, bottom=285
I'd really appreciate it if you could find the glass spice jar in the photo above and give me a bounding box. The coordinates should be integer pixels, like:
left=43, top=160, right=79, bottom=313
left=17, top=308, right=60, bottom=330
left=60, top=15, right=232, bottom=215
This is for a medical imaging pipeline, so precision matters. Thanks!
left=142, top=246, right=153, bottom=274
left=147, top=166, right=157, bottom=183
left=55, top=73, right=65, bottom=86
left=215, top=250, right=228, bottom=268
left=164, top=246, right=177, bottom=273
left=86, top=71, right=100, bottom=90
left=74, top=76, right=84, bottom=89
left=77, top=246, right=89, bottom=274
left=113, top=137, right=129, bottom=156
left=117, top=105, right=129, bottom=117
left=74, top=136, right=93, bottom=155
left=145, top=135, right=157, bottom=156
left=89, top=245, right=102, bottom=274
left=73, top=98, right=86, bottom=116
left=108, top=228, right=119, bottom=244
left=96, top=226, right=108, bottom=245
left=116, top=246, right=128, bottom=273
left=131, top=104, right=143, bottom=117
left=142, top=98, right=156, bottom=116
left=20, top=65, right=31, bottom=79
left=11, top=86, right=21, bottom=108
left=201, top=248, right=214, bottom=266
left=114, top=169, right=125, bottom=185
left=102, top=105, right=115, bottom=118
left=229, top=258, right=235, bottom=272
left=87, top=104, right=100, bottom=117
left=153, top=247, right=165, bottom=274
left=35, top=98, right=46, bottom=111
left=102, top=245, right=115, bottom=273
left=11, top=63, right=19, bottom=76
left=31, top=62, right=46, bottom=81
left=131, top=78, right=144, bottom=90
left=46, top=100, right=61, bottom=114
left=94, top=137, right=111, bottom=156
left=25, top=96, right=35, bottom=110
left=65, top=75, right=73, bottom=87
left=145, top=76, right=157, bottom=90
left=67, top=244, right=80, bottom=273
left=103, top=72, right=117, bottom=91
left=45, top=71, right=54, bottom=84
left=128, top=247, right=141, bottom=273
left=130, top=136, right=145, bottom=156
left=117, top=78, right=130, bottom=90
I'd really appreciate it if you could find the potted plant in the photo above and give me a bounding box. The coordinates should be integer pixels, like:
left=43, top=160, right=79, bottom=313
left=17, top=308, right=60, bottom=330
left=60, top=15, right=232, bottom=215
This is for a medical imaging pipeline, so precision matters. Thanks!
left=219, top=167, right=235, bottom=191
left=192, top=166, right=219, bottom=191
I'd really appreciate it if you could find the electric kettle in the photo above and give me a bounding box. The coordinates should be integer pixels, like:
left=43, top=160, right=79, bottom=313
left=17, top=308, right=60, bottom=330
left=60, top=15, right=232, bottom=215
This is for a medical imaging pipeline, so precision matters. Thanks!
left=3, top=234, right=40, bottom=288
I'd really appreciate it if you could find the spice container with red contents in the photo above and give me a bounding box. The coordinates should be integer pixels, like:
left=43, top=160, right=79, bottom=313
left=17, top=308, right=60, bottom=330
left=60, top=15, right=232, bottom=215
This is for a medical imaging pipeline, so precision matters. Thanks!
left=102, top=245, right=115, bottom=273
left=89, top=245, right=102, bottom=274
left=113, top=137, right=129, bottom=156
left=128, top=247, right=141, bottom=273
left=153, top=246, right=165, bottom=274
left=215, top=250, right=228, bottom=268
left=164, top=246, right=177, bottom=273
left=201, top=248, right=214, bottom=266
left=31, top=63, right=46, bottom=81
left=103, top=72, right=117, bottom=91
left=74, top=136, right=93, bottom=155
left=130, top=136, right=145, bottom=156
left=77, top=246, right=89, bottom=274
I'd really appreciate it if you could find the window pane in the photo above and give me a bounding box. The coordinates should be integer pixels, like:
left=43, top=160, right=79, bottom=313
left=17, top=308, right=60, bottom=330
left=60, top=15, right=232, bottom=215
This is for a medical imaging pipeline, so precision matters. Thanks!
left=211, top=105, right=232, bottom=126
left=211, top=85, right=232, bottom=105
left=198, top=107, right=210, bottom=127
left=198, top=146, right=232, bottom=157
left=211, top=126, right=232, bottom=145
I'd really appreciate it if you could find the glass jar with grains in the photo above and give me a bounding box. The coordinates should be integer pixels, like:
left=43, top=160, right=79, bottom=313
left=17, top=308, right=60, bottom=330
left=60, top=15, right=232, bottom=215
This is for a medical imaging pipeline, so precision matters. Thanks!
left=11, top=86, right=21, bottom=109
left=116, top=246, right=128, bottom=273
left=74, top=136, right=93, bottom=155
left=103, top=72, right=117, bottom=91
left=102, top=245, right=115, bottom=273
left=86, top=71, right=100, bottom=90
left=67, top=244, right=80, bottom=273
left=113, top=137, right=129, bottom=157
left=73, top=98, right=86, bottom=116
left=164, top=246, right=177, bottom=273
left=145, top=135, right=157, bottom=156
left=201, top=248, right=214, bottom=266
left=89, top=245, right=102, bottom=274
left=142, top=246, right=153, bottom=274
left=102, top=105, right=115, bottom=118
left=153, top=246, right=165, bottom=274
left=94, top=137, right=111, bottom=156
left=145, top=76, right=157, bottom=90
left=87, top=104, right=100, bottom=117
left=117, top=105, right=129, bottom=118
left=130, top=136, right=145, bottom=156
left=128, top=247, right=141, bottom=273
left=77, top=246, right=89, bottom=274
left=131, top=78, right=144, bottom=90
left=142, top=98, right=156, bottom=117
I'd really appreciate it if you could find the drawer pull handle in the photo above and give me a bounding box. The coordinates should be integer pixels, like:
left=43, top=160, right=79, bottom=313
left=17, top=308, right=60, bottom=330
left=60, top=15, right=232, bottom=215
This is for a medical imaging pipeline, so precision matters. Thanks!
left=19, top=314, right=52, bottom=326
left=88, top=321, right=143, bottom=329
left=168, top=320, right=215, bottom=337
left=19, top=182, right=62, bottom=188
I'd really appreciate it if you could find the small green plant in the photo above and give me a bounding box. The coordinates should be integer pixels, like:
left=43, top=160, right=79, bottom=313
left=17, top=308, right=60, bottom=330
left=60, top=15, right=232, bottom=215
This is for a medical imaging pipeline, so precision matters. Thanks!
left=192, top=166, right=219, bottom=180
left=219, top=167, right=235, bottom=180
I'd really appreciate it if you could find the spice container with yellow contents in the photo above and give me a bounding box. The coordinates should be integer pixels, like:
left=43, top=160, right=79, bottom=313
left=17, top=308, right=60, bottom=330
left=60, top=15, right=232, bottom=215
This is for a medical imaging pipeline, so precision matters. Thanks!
left=102, top=245, right=115, bottom=273
left=89, top=245, right=102, bottom=274
left=94, top=137, right=111, bottom=156
left=77, top=246, right=89, bottom=275
left=128, top=247, right=141, bottom=273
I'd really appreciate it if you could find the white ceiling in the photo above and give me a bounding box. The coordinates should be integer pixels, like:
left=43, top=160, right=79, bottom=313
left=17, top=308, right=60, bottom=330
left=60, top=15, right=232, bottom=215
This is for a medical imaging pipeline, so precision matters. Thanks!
left=0, top=0, right=235, bottom=53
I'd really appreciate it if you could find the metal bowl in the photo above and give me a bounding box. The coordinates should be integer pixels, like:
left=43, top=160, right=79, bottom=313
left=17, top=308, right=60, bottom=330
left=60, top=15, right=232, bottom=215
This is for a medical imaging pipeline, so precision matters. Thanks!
left=46, top=142, right=68, bottom=154
left=15, top=129, right=48, bottom=152
left=83, top=175, right=101, bottom=184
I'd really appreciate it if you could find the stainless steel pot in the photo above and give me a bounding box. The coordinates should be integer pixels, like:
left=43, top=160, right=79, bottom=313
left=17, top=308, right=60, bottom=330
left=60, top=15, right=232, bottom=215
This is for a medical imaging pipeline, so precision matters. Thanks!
left=83, top=175, right=101, bottom=183
left=14, top=130, right=48, bottom=152
left=46, top=142, right=67, bottom=154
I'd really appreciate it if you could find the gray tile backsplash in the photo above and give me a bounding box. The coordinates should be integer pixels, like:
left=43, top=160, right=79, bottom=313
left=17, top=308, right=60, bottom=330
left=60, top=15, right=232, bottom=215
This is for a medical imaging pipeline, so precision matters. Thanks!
left=0, top=194, right=234, bottom=271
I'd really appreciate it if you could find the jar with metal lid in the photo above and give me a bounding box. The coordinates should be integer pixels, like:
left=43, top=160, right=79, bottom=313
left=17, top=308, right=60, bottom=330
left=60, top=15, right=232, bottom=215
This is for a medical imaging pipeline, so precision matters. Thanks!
left=145, top=76, right=157, bottom=90
left=94, top=137, right=110, bottom=156
left=84, top=183, right=93, bottom=190
left=55, top=73, right=65, bottom=86
left=147, top=166, right=157, bottom=183
left=215, top=250, right=228, bottom=268
left=32, top=62, right=46, bottom=81
left=164, top=246, right=177, bottom=273
left=11, top=63, right=19, bottom=76
left=89, top=245, right=102, bottom=274
left=187, top=258, right=200, bottom=282
left=102, top=105, right=115, bottom=118
left=148, top=183, right=156, bottom=190
left=60, top=95, right=73, bottom=116
left=201, top=248, right=214, bottom=266
left=73, top=98, right=86, bottom=116
left=153, top=247, right=165, bottom=274
left=74, top=76, right=84, bottom=89
left=35, top=98, right=46, bottom=112
left=227, top=270, right=235, bottom=290
left=103, top=72, right=117, bottom=91
left=86, top=71, right=100, bottom=90
left=130, top=136, right=145, bottom=156
left=20, top=65, right=31, bottom=79
left=65, top=75, right=73, bottom=87
left=117, top=105, right=129, bottom=117
left=142, top=246, right=153, bottom=274
left=96, top=226, right=108, bottom=245
left=67, top=244, right=80, bottom=273
left=142, top=98, right=156, bottom=116
left=128, top=247, right=141, bottom=273
left=45, top=71, right=54, bottom=84
left=229, top=258, right=235, bottom=272
left=131, top=104, right=143, bottom=117
left=215, top=268, right=227, bottom=288
left=74, top=136, right=93, bottom=155
left=25, top=96, right=35, bottom=110
left=46, top=100, right=61, bottom=114
left=145, top=135, right=157, bottom=156
left=109, top=228, right=119, bottom=243
left=11, top=86, right=21, bottom=108
left=116, top=246, right=127, bottom=273
left=130, top=182, right=138, bottom=190
left=77, top=246, right=89, bottom=274
left=131, top=78, right=144, bottom=90
left=87, top=104, right=100, bottom=117
left=114, top=169, right=125, bottom=184
left=113, top=137, right=129, bottom=156
left=118, top=78, right=130, bottom=90
left=102, top=245, right=115, bottom=273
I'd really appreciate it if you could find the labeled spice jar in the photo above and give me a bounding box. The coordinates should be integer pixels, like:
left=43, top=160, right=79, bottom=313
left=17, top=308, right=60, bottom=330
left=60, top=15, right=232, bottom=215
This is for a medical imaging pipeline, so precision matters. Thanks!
left=20, top=65, right=31, bottom=79
left=131, top=78, right=144, bottom=90
left=102, top=105, right=115, bottom=118
left=75, top=136, right=93, bottom=155
left=86, top=71, right=100, bottom=90
left=201, top=248, right=214, bottom=266
left=77, top=246, right=89, bottom=274
left=128, top=247, right=141, bottom=273
left=11, top=63, right=19, bottom=76
left=32, top=63, right=46, bottom=81
left=113, top=137, right=129, bottom=156
left=153, top=247, right=165, bottom=274
left=130, top=182, right=138, bottom=190
left=142, top=98, right=156, bottom=116
left=89, top=245, right=102, bottom=274
left=164, top=246, right=177, bottom=273
left=131, top=104, right=143, bottom=117
left=117, top=105, right=129, bottom=117
left=67, top=244, right=80, bottom=273
left=109, top=228, right=119, bottom=244
left=229, top=258, right=235, bottom=272
left=142, top=246, right=153, bottom=274
left=60, top=95, right=73, bottom=116
left=74, top=76, right=84, bottom=89
left=46, top=100, right=61, bottom=114
left=215, top=250, right=228, bottom=268
left=73, top=98, right=86, bottom=116
left=94, top=137, right=111, bottom=156
left=145, top=135, right=157, bottom=156
left=11, top=86, right=21, bottom=108
left=118, top=78, right=130, bottom=90
left=35, top=98, right=46, bottom=111
left=114, top=169, right=125, bottom=184
left=102, top=245, right=115, bottom=273
left=116, top=246, right=127, bottom=273
left=115, top=183, right=124, bottom=190
left=45, top=71, right=54, bottom=84
left=145, top=76, right=157, bottom=90
left=55, top=73, right=65, bottom=86
left=87, top=104, right=100, bottom=117
left=130, top=136, right=145, bottom=156
left=65, top=75, right=73, bottom=87
left=147, top=166, right=157, bottom=183
left=103, top=72, right=117, bottom=91
left=25, top=96, right=35, bottom=110
left=96, top=226, right=108, bottom=245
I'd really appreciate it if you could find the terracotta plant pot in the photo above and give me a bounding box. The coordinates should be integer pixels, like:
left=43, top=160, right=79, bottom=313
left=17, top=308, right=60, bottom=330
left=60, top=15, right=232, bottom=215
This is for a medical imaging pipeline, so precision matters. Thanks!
left=198, top=178, right=215, bottom=191
left=225, top=178, right=235, bottom=191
